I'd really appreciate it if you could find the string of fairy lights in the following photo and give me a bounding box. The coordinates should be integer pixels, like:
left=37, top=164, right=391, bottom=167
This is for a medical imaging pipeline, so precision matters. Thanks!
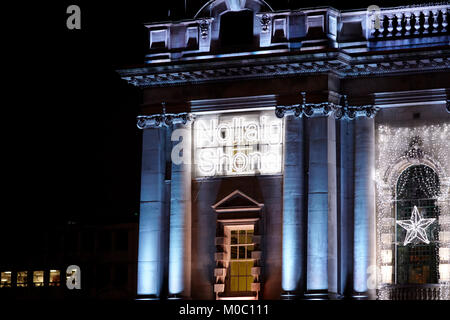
left=375, top=123, right=450, bottom=299
left=396, top=165, right=440, bottom=200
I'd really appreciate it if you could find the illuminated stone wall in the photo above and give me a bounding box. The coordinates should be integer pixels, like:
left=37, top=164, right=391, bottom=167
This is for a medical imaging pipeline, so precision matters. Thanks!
left=191, top=175, right=283, bottom=299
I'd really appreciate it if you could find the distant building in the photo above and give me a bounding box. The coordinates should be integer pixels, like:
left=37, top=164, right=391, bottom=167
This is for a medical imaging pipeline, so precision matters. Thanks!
left=118, top=0, right=450, bottom=300
left=0, top=222, right=138, bottom=300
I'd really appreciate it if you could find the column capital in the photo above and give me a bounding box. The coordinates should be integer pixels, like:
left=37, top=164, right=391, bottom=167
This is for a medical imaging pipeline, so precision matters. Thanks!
left=275, top=93, right=378, bottom=120
left=137, top=112, right=195, bottom=129
left=275, top=103, right=333, bottom=119
left=333, top=105, right=379, bottom=120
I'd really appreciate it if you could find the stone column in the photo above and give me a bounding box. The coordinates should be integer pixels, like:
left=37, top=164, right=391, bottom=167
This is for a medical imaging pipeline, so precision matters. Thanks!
left=353, top=117, right=376, bottom=299
left=281, top=115, right=306, bottom=298
left=137, top=127, right=167, bottom=298
left=306, top=115, right=337, bottom=298
left=338, top=120, right=355, bottom=297
left=168, top=122, right=192, bottom=299
left=327, top=116, right=338, bottom=297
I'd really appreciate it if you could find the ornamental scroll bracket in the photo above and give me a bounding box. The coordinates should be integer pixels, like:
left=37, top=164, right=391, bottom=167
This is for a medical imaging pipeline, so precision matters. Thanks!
left=260, top=14, right=271, bottom=33
left=199, top=19, right=210, bottom=39
left=136, top=103, right=195, bottom=129
left=275, top=93, right=379, bottom=120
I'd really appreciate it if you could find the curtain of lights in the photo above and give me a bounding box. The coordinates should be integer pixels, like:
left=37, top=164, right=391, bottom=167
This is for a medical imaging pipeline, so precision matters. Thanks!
left=395, top=165, right=439, bottom=285
left=375, top=123, right=450, bottom=299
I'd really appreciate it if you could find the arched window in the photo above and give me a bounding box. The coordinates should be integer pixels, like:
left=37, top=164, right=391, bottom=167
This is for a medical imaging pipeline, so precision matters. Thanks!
left=395, top=165, right=440, bottom=284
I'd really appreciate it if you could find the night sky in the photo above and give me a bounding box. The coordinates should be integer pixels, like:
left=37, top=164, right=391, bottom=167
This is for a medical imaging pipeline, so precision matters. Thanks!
left=2, top=0, right=431, bottom=259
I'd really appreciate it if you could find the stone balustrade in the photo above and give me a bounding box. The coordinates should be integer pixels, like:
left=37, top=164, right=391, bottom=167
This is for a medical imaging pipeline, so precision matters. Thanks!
left=368, top=5, right=448, bottom=38
left=378, top=284, right=445, bottom=300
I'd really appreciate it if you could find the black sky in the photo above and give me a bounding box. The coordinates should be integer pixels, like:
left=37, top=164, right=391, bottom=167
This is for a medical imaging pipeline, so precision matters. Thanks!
left=2, top=0, right=437, bottom=255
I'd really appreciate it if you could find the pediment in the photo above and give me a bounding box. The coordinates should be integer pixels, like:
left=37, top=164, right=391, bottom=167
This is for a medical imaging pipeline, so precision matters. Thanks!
left=212, top=190, right=263, bottom=213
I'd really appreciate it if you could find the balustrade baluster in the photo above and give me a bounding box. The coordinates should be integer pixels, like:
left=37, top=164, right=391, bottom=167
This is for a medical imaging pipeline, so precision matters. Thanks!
left=423, top=11, right=430, bottom=33
left=432, top=10, right=439, bottom=33
left=405, top=12, right=412, bottom=35
left=371, top=17, right=378, bottom=37
left=379, top=15, right=385, bottom=36
left=396, top=14, right=403, bottom=34
left=442, top=9, right=448, bottom=32
left=387, top=14, right=394, bottom=36
left=414, top=11, right=421, bottom=34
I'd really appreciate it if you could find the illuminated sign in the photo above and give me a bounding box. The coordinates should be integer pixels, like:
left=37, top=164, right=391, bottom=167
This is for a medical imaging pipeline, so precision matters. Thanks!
left=194, top=111, right=283, bottom=177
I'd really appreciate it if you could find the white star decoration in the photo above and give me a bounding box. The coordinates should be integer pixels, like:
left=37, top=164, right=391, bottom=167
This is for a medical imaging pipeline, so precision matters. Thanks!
left=396, top=206, right=436, bottom=246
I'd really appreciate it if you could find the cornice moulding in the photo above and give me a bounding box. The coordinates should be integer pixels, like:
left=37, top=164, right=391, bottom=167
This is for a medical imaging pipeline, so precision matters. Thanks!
left=119, top=53, right=450, bottom=88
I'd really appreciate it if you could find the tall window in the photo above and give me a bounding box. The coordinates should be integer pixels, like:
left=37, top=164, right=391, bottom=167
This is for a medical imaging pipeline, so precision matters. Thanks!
left=0, top=272, right=11, bottom=288
left=17, top=271, right=28, bottom=287
left=395, top=165, right=440, bottom=284
left=33, top=271, right=44, bottom=287
left=227, top=227, right=254, bottom=293
left=49, top=270, right=60, bottom=286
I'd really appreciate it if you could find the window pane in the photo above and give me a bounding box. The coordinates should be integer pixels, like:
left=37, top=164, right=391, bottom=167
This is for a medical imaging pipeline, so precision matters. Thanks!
left=230, top=262, right=238, bottom=276
left=239, top=246, right=246, bottom=259
left=231, top=246, right=237, bottom=259
left=231, top=231, right=237, bottom=244
left=239, top=262, right=247, bottom=276
left=247, top=245, right=254, bottom=259
left=231, top=277, right=238, bottom=292
left=0, top=272, right=12, bottom=288
left=239, top=230, right=246, bottom=244
left=246, top=261, right=253, bottom=274
left=239, top=277, right=246, bottom=291
left=49, top=270, right=60, bottom=286
left=33, top=271, right=44, bottom=287
left=17, top=271, right=28, bottom=287
left=246, top=230, right=253, bottom=244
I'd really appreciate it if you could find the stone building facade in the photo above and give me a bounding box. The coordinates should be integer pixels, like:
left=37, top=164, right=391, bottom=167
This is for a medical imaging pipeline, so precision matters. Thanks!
left=117, top=0, right=450, bottom=300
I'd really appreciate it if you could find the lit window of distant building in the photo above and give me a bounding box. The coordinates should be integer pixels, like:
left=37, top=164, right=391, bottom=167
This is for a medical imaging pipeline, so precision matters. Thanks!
left=33, top=271, right=44, bottom=287
left=0, top=271, right=12, bottom=288
left=17, top=271, right=28, bottom=287
left=49, top=270, right=60, bottom=286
